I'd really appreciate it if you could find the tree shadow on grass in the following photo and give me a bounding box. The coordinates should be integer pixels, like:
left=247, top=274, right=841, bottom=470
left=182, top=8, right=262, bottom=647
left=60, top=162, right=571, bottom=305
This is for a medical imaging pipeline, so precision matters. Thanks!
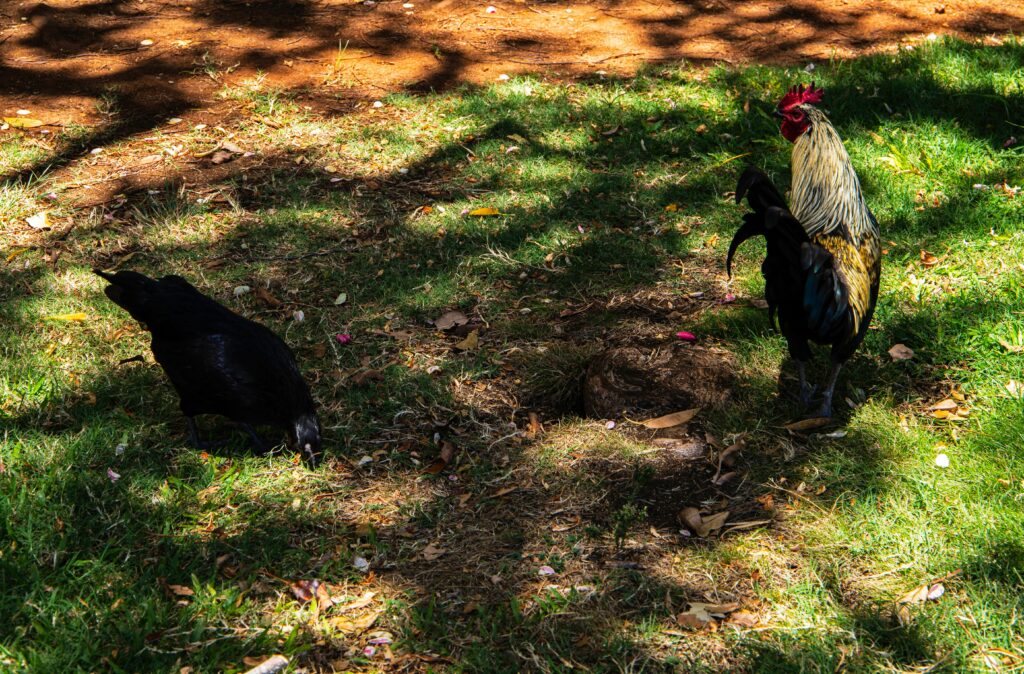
left=2, top=39, right=1024, bottom=672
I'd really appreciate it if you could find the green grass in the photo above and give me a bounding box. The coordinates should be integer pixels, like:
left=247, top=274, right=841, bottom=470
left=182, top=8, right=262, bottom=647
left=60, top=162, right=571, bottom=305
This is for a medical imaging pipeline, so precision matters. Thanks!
left=2, top=36, right=1024, bottom=672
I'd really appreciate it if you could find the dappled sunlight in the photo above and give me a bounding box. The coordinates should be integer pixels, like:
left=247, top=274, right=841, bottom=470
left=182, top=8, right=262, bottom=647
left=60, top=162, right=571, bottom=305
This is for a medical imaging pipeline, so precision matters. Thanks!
left=2, top=35, right=1024, bottom=672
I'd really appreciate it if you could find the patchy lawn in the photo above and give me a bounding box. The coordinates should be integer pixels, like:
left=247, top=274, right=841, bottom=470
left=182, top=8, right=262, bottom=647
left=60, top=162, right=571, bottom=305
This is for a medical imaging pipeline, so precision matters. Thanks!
left=2, top=36, right=1024, bottom=673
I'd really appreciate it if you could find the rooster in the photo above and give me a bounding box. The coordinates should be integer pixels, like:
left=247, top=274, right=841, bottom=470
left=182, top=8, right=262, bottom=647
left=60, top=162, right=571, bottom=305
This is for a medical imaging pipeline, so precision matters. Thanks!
left=95, top=269, right=322, bottom=467
left=727, top=84, right=881, bottom=418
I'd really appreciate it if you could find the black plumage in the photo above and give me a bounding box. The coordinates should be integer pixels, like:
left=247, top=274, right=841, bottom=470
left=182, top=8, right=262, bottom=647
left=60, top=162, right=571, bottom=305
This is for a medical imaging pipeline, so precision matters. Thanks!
left=94, top=269, right=321, bottom=467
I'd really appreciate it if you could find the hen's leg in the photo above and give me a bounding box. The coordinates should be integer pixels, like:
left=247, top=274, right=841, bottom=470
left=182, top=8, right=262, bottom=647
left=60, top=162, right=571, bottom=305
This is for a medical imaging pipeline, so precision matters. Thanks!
left=814, top=363, right=843, bottom=419
left=240, top=423, right=270, bottom=454
left=186, top=417, right=226, bottom=451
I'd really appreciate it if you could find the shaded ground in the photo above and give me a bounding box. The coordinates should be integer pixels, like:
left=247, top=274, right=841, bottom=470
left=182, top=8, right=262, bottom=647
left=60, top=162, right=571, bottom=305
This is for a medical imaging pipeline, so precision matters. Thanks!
left=1, top=4, right=1023, bottom=674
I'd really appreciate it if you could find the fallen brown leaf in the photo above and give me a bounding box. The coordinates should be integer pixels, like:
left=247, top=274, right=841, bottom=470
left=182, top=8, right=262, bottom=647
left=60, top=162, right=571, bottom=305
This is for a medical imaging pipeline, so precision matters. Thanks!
left=454, top=330, right=479, bottom=351
left=783, top=417, right=831, bottom=432
left=253, top=286, right=283, bottom=308
left=678, top=507, right=730, bottom=537
left=637, top=408, right=699, bottom=429
left=888, top=343, right=915, bottom=361
left=434, top=310, right=469, bottom=330
left=423, top=440, right=457, bottom=474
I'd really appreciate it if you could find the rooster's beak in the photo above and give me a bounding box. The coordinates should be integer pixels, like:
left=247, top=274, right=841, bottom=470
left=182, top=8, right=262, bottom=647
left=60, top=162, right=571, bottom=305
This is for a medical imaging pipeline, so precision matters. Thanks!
left=772, top=109, right=784, bottom=119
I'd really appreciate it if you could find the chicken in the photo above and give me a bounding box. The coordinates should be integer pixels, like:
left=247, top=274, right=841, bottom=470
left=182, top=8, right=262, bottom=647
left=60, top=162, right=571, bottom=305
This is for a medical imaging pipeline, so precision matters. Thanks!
left=94, top=269, right=322, bottom=467
left=727, top=84, right=881, bottom=418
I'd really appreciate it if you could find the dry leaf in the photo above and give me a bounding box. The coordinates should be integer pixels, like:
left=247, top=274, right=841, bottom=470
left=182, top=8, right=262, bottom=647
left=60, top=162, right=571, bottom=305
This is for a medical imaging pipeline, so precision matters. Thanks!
left=5, top=117, right=43, bottom=128
left=422, top=543, right=446, bottom=561
left=44, top=312, right=88, bottom=322
left=675, top=601, right=737, bottom=630
left=435, top=310, right=469, bottom=330
left=675, top=610, right=710, bottom=630
left=253, top=287, right=283, bottom=308
left=637, top=408, right=699, bottom=429
left=996, top=337, right=1024, bottom=353
left=919, top=250, right=939, bottom=268
left=454, top=330, right=479, bottom=351
left=167, top=584, right=194, bottom=597
left=713, top=471, right=737, bottom=486
left=895, top=582, right=945, bottom=624
left=328, top=612, right=378, bottom=634
left=26, top=212, right=49, bottom=229
left=728, top=610, right=759, bottom=627
left=468, top=207, right=500, bottom=216
left=889, top=343, right=915, bottom=361
left=291, top=580, right=317, bottom=603
left=678, top=507, right=729, bottom=537
left=338, top=591, right=377, bottom=613
left=783, top=417, right=831, bottom=432
left=526, top=412, right=543, bottom=438
left=423, top=440, right=456, bottom=474
left=928, top=398, right=958, bottom=411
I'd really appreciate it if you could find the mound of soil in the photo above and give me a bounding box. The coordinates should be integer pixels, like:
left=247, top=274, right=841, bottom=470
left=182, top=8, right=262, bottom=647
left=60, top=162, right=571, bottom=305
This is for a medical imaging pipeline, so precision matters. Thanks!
left=583, top=344, right=735, bottom=419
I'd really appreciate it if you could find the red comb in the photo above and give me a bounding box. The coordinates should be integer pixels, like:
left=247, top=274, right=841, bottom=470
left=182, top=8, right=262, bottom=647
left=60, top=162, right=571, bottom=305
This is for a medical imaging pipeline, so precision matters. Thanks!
left=778, top=82, right=824, bottom=110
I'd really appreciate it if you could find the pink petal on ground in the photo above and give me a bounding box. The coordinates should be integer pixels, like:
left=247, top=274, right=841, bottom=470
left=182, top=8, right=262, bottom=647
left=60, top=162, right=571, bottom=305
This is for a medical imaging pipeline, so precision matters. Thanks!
left=675, top=331, right=697, bottom=341
left=335, top=333, right=352, bottom=345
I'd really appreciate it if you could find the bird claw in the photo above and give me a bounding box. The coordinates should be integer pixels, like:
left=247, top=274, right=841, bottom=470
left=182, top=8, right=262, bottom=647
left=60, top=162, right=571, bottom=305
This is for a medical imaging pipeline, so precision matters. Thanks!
left=798, top=384, right=818, bottom=408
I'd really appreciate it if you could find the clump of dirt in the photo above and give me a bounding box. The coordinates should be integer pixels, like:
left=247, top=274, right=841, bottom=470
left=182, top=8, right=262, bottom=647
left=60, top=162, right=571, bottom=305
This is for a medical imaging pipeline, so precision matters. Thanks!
left=583, top=344, right=735, bottom=419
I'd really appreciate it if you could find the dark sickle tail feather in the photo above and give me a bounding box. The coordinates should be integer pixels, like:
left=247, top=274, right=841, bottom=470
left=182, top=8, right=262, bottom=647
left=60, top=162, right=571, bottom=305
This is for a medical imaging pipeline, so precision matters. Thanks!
left=726, top=216, right=763, bottom=278
left=728, top=166, right=794, bottom=277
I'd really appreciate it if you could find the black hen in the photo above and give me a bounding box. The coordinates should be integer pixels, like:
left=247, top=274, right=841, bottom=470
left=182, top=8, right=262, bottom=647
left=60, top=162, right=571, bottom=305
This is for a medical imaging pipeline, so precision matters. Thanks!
left=95, top=269, right=321, bottom=467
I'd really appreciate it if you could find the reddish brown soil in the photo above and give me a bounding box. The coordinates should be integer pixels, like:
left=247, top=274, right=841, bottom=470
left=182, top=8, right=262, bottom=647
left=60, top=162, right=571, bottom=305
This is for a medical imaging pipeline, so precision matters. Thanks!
left=2, top=1, right=1023, bottom=129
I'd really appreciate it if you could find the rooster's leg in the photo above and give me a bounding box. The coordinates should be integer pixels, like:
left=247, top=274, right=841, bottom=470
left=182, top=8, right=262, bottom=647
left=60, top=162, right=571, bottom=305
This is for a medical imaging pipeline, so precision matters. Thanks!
left=814, top=363, right=843, bottom=419
left=797, top=361, right=816, bottom=407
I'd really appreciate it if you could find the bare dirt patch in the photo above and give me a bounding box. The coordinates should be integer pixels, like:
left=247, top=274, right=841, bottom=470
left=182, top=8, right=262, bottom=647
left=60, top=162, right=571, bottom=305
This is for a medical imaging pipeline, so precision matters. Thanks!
left=2, top=0, right=1021, bottom=137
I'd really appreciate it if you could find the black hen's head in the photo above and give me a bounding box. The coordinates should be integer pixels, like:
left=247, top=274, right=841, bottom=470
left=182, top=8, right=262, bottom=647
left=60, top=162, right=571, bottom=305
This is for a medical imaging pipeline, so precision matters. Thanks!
left=293, top=413, right=322, bottom=468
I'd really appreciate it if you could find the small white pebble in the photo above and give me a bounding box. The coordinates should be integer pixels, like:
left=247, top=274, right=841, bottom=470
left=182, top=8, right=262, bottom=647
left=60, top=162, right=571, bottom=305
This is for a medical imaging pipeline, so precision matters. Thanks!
left=233, top=285, right=251, bottom=297
left=293, top=310, right=305, bottom=322
left=935, top=453, right=950, bottom=468
left=372, top=100, right=384, bottom=108
left=115, top=443, right=126, bottom=456
left=605, top=420, right=616, bottom=430
left=16, top=109, right=30, bottom=116
left=358, top=455, right=373, bottom=466
left=926, top=33, right=938, bottom=41
left=398, top=167, right=409, bottom=174
left=486, top=5, right=497, bottom=13
left=353, top=556, right=370, bottom=572
left=194, top=123, right=207, bottom=130
left=90, top=148, right=103, bottom=155
left=497, top=73, right=510, bottom=81
left=140, top=39, right=154, bottom=46
left=402, top=2, right=413, bottom=6
left=167, top=117, right=182, bottom=124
